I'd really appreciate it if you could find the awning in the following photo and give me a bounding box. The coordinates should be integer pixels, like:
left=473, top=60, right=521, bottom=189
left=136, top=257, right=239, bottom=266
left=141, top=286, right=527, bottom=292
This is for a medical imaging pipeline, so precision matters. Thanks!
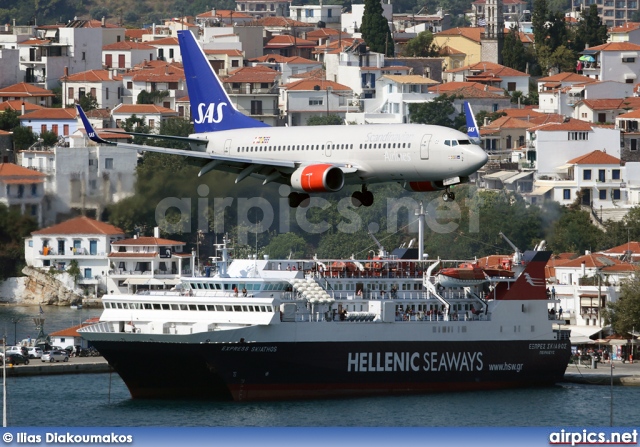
left=45, top=29, right=57, bottom=38
left=625, top=73, right=637, bottom=80
left=555, top=163, right=573, bottom=171
left=621, top=52, right=638, bottom=58
left=503, top=171, right=533, bottom=184
left=483, top=170, right=518, bottom=181
left=571, top=336, right=595, bottom=345
left=163, top=279, right=181, bottom=285
left=530, top=185, right=554, bottom=195
left=570, top=326, right=604, bottom=340
left=123, top=278, right=149, bottom=285
left=145, top=278, right=165, bottom=286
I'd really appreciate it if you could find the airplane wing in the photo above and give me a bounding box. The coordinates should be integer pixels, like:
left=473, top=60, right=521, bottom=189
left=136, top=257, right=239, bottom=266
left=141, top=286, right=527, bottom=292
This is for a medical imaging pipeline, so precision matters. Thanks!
left=76, top=106, right=359, bottom=184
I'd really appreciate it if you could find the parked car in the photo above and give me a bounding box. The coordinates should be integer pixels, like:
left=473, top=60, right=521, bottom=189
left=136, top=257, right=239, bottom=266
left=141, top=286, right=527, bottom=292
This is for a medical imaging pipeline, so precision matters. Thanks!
left=26, top=347, right=43, bottom=359
left=3, top=353, right=30, bottom=365
left=5, top=346, right=27, bottom=357
left=41, top=350, right=69, bottom=363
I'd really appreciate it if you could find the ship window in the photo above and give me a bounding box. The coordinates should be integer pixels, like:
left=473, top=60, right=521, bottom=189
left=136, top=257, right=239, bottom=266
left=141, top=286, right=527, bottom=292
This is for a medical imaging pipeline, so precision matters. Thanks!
left=115, top=303, right=122, bottom=309
left=207, top=305, right=214, bottom=311
left=198, top=305, right=206, bottom=311
left=238, top=283, right=245, bottom=290
left=153, top=304, right=161, bottom=310
left=144, top=303, right=152, bottom=309
left=162, top=304, right=170, bottom=310
left=248, top=305, right=254, bottom=311
left=189, top=304, right=197, bottom=311
left=242, top=306, right=249, bottom=311
left=180, top=304, right=188, bottom=310
left=233, top=305, right=242, bottom=311
left=215, top=305, right=223, bottom=311
left=225, top=305, right=233, bottom=311
left=190, top=283, right=196, bottom=289
left=223, top=283, right=229, bottom=290
left=170, top=304, right=179, bottom=310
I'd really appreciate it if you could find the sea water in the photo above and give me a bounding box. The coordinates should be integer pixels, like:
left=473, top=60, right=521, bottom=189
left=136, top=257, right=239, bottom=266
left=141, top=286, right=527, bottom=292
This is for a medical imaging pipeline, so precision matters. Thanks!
left=1, top=306, right=638, bottom=427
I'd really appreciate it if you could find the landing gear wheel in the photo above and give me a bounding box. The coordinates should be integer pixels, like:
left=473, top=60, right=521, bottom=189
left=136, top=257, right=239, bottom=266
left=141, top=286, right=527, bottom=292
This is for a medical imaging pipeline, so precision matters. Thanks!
left=361, top=190, right=374, bottom=207
left=351, top=191, right=363, bottom=207
left=442, top=191, right=455, bottom=202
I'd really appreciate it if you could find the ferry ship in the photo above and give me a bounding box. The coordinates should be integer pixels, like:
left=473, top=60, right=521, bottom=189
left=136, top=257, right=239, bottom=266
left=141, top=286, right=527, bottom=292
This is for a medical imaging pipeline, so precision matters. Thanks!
left=79, top=240, right=571, bottom=401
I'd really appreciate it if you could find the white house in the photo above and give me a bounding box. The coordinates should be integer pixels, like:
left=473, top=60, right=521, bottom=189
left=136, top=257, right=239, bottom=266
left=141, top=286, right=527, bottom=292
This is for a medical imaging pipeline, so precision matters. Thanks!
left=223, top=66, right=282, bottom=126
left=103, top=41, right=157, bottom=70
left=526, top=120, right=621, bottom=176
left=24, top=216, right=126, bottom=294
left=346, top=74, right=439, bottom=124
left=341, top=2, right=392, bottom=35
left=280, top=78, right=352, bottom=126
left=573, top=96, right=640, bottom=123
left=18, top=107, right=78, bottom=143
left=106, top=228, right=191, bottom=294
left=445, top=61, right=529, bottom=95
left=290, top=4, right=342, bottom=24
left=119, top=62, right=186, bottom=109
left=0, top=163, right=46, bottom=225
left=60, top=69, right=124, bottom=109
left=19, top=144, right=137, bottom=226
left=110, top=104, right=178, bottom=131
left=249, top=54, right=322, bottom=84
left=582, top=42, right=640, bottom=84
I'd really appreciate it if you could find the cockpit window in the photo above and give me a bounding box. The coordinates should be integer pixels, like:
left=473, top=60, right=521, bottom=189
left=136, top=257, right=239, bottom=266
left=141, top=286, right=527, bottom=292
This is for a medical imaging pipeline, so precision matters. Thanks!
left=444, top=140, right=450, bottom=146
left=457, top=139, right=472, bottom=145
left=451, top=140, right=458, bottom=146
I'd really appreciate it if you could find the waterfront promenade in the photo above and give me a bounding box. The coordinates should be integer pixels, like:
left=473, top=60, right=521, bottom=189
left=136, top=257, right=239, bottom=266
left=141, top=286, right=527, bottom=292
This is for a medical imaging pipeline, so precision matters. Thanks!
left=563, top=359, right=640, bottom=386
left=0, top=356, right=110, bottom=377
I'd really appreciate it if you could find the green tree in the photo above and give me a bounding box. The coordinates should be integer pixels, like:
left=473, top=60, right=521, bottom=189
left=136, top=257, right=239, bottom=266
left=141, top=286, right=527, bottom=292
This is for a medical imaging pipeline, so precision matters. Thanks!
left=77, top=94, right=99, bottom=111
left=137, top=90, right=170, bottom=105
left=573, top=4, right=608, bottom=52
left=67, top=260, right=81, bottom=286
left=502, top=26, right=527, bottom=72
left=402, top=31, right=439, bottom=57
left=545, top=205, right=605, bottom=254
left=40, top=130, right=59, bottom=147
left=531, top=0, right=549, bottom=48
left=12, top=126, right=36, bottom=150
left=263, top=233, right=309, bottom=258
left=408, top=94, right=461, bottom=127
left=121, top=115, right=151, bottom=143
left=307, top=115, right=343, bottom=125
left=360, top=0, right=394, bottom=56
left=603, top=276, right=640, bottom=336
left=0, top=109, right=20, bottom=131
left=0, top=203, right=38, bottom=280
left=536, top=45, right=577, bottom=74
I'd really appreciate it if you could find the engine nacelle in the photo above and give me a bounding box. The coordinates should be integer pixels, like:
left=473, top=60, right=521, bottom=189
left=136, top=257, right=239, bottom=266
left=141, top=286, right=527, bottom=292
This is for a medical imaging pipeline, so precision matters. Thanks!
left=290, top=164, right=345, bottom=193
left=403, top=181, right=445, bottom=192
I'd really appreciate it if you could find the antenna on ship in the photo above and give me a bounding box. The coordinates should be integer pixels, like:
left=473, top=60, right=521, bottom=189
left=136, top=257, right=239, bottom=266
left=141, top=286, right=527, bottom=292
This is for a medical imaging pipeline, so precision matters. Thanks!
left=415, top=202, right=426, bottom=261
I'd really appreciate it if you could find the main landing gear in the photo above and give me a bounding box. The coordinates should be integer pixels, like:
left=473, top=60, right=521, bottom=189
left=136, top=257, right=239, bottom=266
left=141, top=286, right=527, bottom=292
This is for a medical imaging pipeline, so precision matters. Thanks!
left=288, top=192, right=310, bottom=208
left=351, top=186, right=374, bottom=207
left=442, top=187, right=455, bottom=202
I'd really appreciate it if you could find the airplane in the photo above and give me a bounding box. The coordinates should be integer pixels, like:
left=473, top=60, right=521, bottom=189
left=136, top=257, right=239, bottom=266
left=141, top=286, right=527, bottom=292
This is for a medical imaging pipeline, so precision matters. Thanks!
left=76, top=30, right=488, bottom=208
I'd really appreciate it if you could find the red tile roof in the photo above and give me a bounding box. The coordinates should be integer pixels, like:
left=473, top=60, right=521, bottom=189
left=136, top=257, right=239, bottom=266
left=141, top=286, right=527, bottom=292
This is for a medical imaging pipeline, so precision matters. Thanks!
left=610, top=22, right=640, bottom=33
left=126, top=64, right=185, bottom=83
left=528, top=118, right=594, bottom=132
left=251, top=17, right=309, bottom=27
left=32, top=216, right=124, bottom=235
left=538, top=72, right=596, bottom=83
left=125, top=29, right=152, bottom=40
left=0, top=100, right=45, bottom=113
left=284, top=79, right=351, bottom=91
left=567, top=150, right=621, bottom=165
left=18, top=107, right=76, bottom=120
left=497, top=108, right=545, bottom=119
left=112, top=236, right=185, bottom=246
left=224, top=66, right=280, bottom=83
left=0, top=82, right=55, bottom=98
left=265, top=35, right=317, bottom=48
left=18, top=39, right=51, bottom=46
left=447, top=61, right=528, bottom=77
left=428, top=82, right=506, bottom=98
left=439, top=45, right=465, bottom=56
left=204, top=49, right=244, bottom=57
left=61, top=69, right=123, bottom=82
left=103, top=41, right=156, bottom=51
left=49, top=323, right=91, bottom=337
left=148, top=37, right=179, bottom=46
left=579, top=98, right=630, bottom=111
left=601, top=241, right=640, bottom=254
left=250, top=54, right=319, bottom=64
left=483, top=116, right=533, bottom=130
left=588, top=42, right=640, bottom=51
left=436, top=27, right=483, bottom=43
left=0, top=163, right=46, bottom=181
left=112, top=104, right=178, bottom=115
left=290, top=68, right=326, bottom=80
left=197, top=9, right=253, bottom=19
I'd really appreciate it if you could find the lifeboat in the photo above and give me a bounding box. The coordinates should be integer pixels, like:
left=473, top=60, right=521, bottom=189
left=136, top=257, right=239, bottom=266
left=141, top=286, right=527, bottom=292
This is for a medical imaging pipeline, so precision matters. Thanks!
left=482, top=267, right=515, bottom=278
left=436, top=263, right=488, bottom=287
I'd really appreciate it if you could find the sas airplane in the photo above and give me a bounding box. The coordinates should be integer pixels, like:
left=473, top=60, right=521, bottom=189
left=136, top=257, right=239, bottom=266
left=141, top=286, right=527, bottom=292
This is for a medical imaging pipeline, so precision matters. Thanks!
left=77, top=30, right=488, bottom=208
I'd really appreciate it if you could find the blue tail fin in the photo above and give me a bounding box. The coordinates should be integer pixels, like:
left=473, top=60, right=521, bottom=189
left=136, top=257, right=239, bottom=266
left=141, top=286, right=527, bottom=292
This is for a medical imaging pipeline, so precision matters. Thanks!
left=178, top=30, right=269, bottom=133
left=463, top=101, right=481, bottom=144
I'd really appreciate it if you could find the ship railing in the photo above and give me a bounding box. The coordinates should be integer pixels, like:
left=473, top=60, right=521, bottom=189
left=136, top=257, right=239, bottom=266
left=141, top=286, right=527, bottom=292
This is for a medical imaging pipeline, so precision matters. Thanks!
left=77, top=321, right=114, bottom=333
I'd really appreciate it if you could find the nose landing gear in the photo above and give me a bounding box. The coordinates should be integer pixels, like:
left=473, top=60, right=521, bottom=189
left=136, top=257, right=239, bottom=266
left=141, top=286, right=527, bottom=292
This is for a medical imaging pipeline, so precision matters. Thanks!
left=442, top=188, right=455, bottom=202
left=351, top=186, right=374, bottom=207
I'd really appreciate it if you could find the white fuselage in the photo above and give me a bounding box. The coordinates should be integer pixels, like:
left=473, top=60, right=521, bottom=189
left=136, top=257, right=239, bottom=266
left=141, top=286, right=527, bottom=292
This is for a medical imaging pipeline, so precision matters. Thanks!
left=190, top=123, right=487, bottom=184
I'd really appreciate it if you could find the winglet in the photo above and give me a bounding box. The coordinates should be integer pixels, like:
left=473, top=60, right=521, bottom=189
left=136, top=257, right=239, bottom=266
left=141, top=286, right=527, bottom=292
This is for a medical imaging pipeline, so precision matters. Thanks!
left=463, top=101, right=481, bottom=144
left=76, top=105, right=114, bottom=145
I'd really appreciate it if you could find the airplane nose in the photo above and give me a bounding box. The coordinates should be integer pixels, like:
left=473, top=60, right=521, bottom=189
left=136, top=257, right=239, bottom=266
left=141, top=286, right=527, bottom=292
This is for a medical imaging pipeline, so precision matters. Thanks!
left=468, top=145, right=488, bottom=170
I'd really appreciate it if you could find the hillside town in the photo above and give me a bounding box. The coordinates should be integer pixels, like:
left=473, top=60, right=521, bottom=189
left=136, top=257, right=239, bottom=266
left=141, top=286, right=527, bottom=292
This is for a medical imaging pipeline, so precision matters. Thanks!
left=0, top=0, right=640, bottom=352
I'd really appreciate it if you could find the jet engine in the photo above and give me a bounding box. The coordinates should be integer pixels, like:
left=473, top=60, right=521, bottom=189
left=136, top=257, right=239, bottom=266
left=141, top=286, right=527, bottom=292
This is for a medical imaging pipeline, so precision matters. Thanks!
left=290, top=164, right=344, bottom=193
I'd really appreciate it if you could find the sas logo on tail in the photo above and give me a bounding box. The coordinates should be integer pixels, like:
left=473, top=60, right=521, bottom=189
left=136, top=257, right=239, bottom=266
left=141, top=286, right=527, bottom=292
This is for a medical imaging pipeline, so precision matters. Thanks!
left=195, top=102, right=228, bottom=124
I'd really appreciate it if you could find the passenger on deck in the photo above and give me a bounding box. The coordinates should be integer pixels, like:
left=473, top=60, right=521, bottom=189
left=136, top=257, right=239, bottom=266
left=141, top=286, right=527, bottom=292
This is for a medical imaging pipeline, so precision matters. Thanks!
left=242, top=287, right=247, bottom=297
left=234, top=286, right=238, bottom=297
